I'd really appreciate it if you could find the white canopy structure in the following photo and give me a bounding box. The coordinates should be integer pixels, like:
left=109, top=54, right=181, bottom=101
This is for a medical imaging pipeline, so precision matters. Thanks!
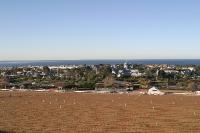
left=148, top=87, right=164, bottom=95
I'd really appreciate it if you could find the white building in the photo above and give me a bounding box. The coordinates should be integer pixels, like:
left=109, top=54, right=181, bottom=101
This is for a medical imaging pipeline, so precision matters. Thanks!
left=131, top=70, right=142, bottom=77
left=124, top=62, right=128, bottom=69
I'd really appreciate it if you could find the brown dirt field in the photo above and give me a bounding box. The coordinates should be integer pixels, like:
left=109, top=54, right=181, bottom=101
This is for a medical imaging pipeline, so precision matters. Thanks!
left=0, top=92, right=200, bottom=133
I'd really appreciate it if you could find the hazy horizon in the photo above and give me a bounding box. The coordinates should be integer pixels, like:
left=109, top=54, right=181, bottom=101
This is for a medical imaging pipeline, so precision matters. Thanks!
left=1, top=0, right=200, bottom=60
left=1, top=59, right=200, bottom=62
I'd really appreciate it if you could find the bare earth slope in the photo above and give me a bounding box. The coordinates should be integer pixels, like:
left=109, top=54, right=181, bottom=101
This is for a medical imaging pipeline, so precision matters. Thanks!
left=0, top=92, right=200, bottom=133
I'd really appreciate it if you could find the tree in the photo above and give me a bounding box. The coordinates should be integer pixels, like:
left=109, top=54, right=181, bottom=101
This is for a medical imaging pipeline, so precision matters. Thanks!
left=0, top=77, right=10, bottom=89
left=187, top=82, right=198, bottom=92
left=158, top=70, right=166, bottom=79
left=98, top=65, right=112, bottom=79
left=145, top=69, right=156, bottom=79
left=195, top=66, right=200, bottom=76
left=103, top=75, right=114, bottom=87
left=43, top=66, right=50, bottom=74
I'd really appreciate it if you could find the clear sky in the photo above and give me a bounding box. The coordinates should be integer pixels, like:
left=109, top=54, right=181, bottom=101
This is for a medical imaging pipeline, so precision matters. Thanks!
left=0, top=0, right=200, bottom=60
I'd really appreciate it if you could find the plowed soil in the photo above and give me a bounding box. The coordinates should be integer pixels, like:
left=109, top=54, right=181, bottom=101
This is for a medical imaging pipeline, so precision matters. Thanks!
left=0, top=92, right=200, bottom=133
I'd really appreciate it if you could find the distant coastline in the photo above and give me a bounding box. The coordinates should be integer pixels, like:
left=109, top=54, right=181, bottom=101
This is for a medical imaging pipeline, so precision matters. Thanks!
left=0, top=59, right=200, bottom=67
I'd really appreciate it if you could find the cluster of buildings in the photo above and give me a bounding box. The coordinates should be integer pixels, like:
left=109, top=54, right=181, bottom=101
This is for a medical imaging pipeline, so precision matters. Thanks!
left=0, top=63, right=199, bottom=92
left=0, top=65, right=82, bottom=78
left=111, top=63, right=143, bottom=78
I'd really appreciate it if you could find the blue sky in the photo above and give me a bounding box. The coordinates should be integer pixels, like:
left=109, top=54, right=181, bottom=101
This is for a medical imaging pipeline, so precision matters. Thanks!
left=0, top=0, right=200, bottom=60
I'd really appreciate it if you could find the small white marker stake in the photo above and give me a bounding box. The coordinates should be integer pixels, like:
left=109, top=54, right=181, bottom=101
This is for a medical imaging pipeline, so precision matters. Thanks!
left=194, top=112, right=196, bottom=116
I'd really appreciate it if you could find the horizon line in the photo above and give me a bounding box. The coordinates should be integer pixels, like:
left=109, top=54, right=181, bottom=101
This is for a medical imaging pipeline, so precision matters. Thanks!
left=1, top=59, right=200, bottom=62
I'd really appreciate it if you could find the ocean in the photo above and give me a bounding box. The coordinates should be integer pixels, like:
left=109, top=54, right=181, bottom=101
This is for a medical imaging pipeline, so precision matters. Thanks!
left=0, top=59, right=200, bottom=67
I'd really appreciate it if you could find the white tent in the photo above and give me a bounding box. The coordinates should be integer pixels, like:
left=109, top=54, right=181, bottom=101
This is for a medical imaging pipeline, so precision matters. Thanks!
left=195, top=91, right=200, bottom=95
left=148, top=87, right=164, bottom=95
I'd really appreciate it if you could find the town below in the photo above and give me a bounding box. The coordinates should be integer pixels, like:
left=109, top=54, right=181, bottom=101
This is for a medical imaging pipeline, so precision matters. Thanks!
left=1, top=63, right=200, bottom=95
